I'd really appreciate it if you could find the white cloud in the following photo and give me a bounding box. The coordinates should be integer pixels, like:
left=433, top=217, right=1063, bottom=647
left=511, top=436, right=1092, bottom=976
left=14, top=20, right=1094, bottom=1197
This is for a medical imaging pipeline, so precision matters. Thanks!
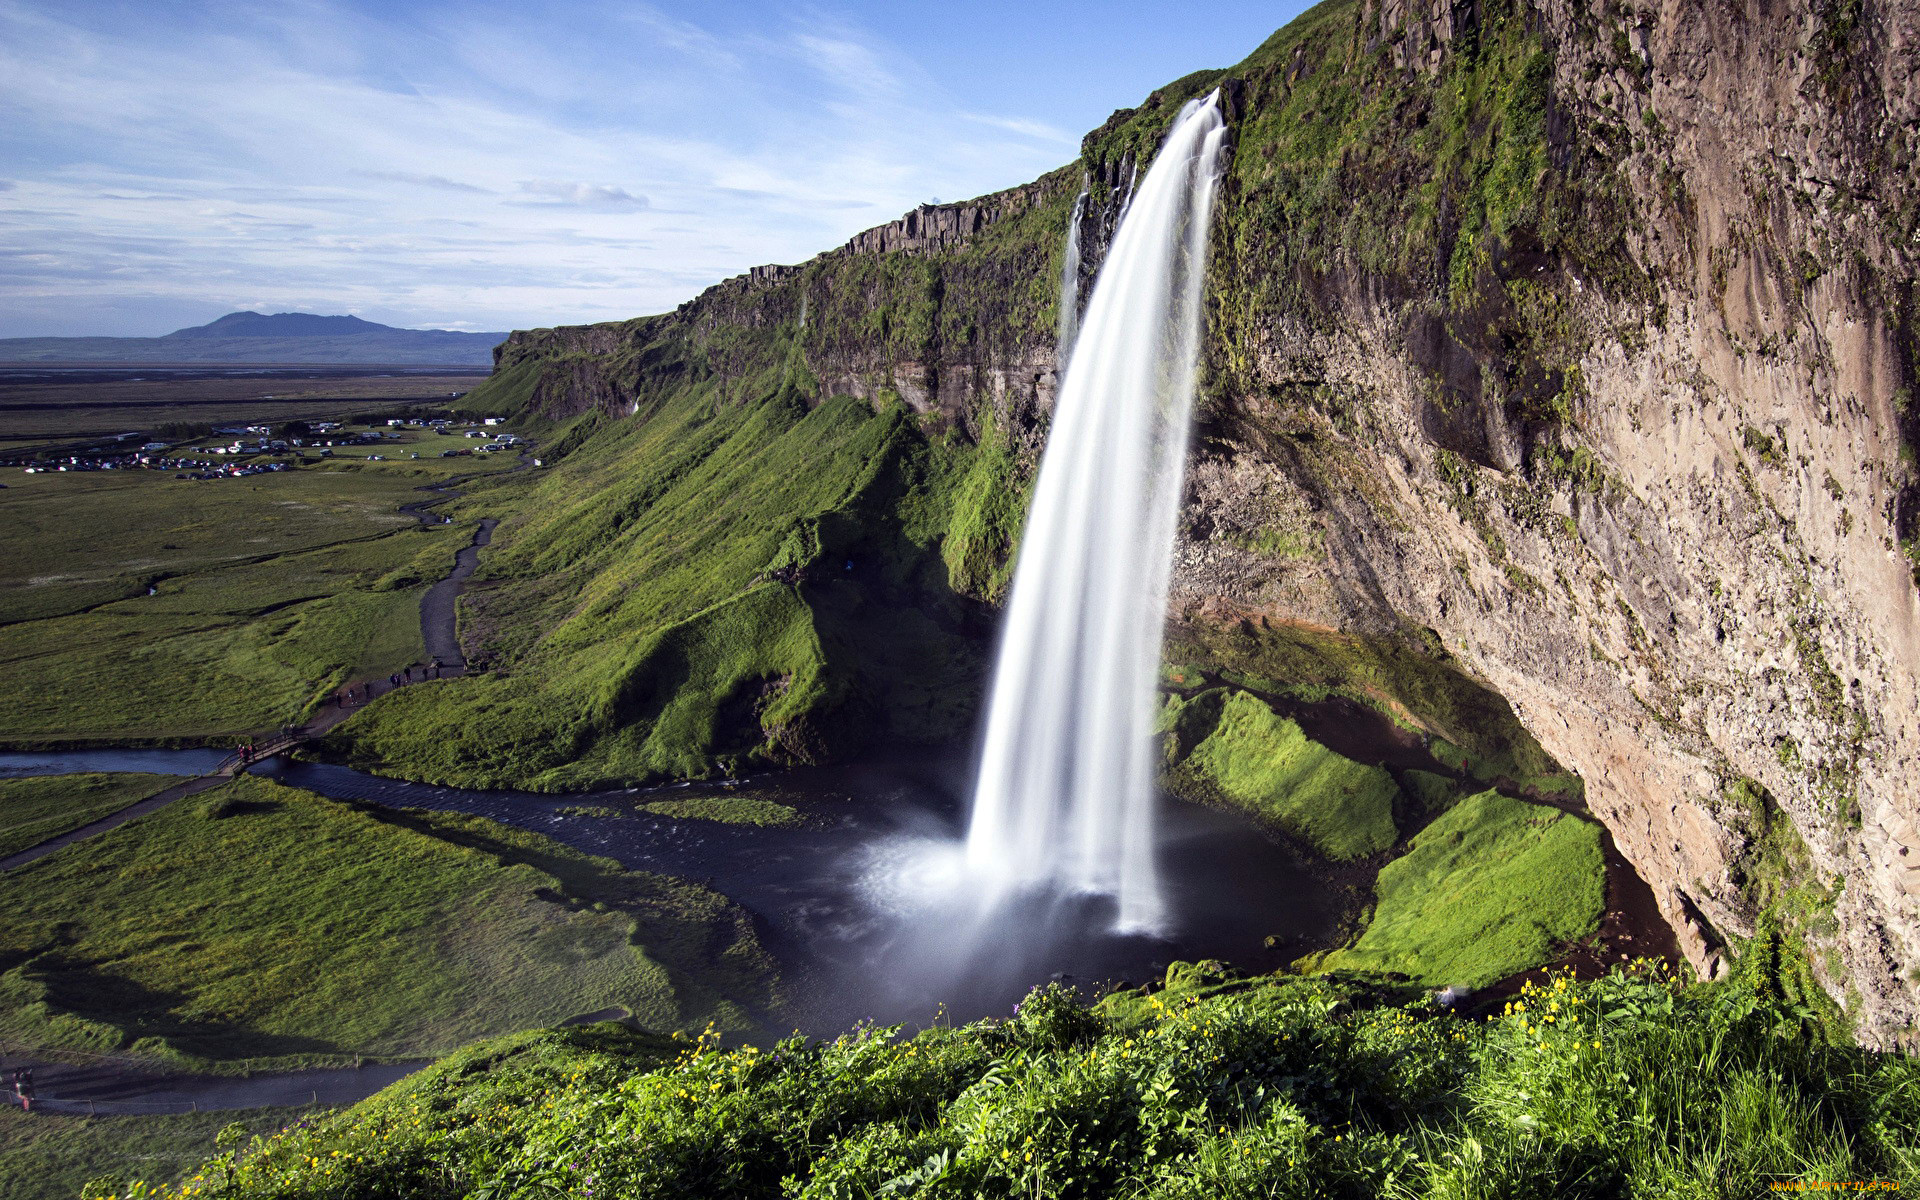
left=366, top=171, right=494, bottom=193
left=0, top=0, right=1073, bottom=336
left=963, top=113, right=1078, bottom=144
left=514, top=180, right=648, bottom=209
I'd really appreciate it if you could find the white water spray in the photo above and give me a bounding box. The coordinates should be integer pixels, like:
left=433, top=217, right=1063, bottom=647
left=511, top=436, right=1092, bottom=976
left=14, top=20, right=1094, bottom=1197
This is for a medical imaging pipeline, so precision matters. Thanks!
left=963, top=93, right=1229, bottom=935
left=1056, top=189, right=1088, bottom=364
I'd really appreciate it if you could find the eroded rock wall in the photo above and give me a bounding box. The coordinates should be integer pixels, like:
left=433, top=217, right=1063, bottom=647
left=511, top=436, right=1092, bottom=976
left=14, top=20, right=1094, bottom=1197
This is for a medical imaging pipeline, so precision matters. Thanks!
left=1166, top=0, right=1920, bottom=1046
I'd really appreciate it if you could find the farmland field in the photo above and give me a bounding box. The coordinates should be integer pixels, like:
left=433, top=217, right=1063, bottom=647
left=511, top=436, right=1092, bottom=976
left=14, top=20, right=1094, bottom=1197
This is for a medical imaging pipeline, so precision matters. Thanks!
left=0, top=366, right=485, bottom=441
left=0, top=434, right=522, bottom=742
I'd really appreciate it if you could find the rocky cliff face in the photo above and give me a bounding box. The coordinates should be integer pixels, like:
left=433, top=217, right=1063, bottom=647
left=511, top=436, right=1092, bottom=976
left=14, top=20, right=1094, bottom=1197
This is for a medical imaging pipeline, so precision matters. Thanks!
left=1164, top=0, right=1917, bottom=1046
left=472, top=0, right=1919, bottom=1045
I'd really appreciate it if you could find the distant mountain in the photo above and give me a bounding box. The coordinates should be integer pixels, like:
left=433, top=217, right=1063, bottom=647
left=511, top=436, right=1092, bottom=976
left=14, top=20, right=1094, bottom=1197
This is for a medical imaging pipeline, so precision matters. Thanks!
left=0, top=312, right=509, bottom=366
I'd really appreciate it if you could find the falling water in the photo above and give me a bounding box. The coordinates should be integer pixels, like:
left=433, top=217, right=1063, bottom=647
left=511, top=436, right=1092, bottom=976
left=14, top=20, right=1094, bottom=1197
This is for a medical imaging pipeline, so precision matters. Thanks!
left=1056, top=189, right=1088, bottom=364
left=963, top=92, right=1229, bottom=935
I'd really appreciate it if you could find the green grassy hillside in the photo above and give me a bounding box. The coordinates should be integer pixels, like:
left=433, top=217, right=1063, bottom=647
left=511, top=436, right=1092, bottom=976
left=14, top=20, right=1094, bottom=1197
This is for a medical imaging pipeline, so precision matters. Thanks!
left=1314, top=789, right=1605, bottom=986
left=108, top=957, right=1917, bottom=1200
left=331, top=386, right=1027, bottom=789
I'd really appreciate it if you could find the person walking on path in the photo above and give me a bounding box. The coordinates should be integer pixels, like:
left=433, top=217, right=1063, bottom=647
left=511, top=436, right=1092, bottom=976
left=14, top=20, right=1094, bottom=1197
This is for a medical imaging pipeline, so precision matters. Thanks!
left=12, top=1066, right=34, bottom=1112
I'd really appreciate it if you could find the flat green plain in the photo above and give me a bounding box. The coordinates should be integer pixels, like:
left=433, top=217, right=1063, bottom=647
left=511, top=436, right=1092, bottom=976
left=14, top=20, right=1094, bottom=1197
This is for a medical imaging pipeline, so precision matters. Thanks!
left=0, top=775, right=774, bottom=1071
left=0, top=772, right=174, bottom=858
left=0, top=460, right=497, bottom=741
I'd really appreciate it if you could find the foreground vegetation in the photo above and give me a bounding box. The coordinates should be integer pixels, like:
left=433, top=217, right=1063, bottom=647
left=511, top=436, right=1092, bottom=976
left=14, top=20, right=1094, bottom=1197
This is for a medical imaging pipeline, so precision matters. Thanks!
left=104, top=952, right=1917, bottom=1199
left=0, top=776, right=773, bottom=1071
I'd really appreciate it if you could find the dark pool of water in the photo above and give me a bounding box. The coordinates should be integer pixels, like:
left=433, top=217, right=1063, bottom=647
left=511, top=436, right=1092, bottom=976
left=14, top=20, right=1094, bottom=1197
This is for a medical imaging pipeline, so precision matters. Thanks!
left=0, top=747, right=1348, bottom=1036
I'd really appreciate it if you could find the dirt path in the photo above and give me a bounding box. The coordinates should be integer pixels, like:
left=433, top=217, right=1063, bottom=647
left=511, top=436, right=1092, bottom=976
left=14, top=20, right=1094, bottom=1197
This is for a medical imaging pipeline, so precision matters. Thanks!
left=420, top=518, right=497, bottom=671
left=1, top=1057, right=422, bottom=1116
left=0, top=776, right=227, bottom=873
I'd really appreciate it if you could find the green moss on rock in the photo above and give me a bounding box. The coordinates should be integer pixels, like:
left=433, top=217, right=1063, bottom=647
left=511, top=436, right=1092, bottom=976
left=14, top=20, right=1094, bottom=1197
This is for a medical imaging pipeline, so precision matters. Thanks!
left=1315, top=789, right=1605, bottom=987
left=1170, top=688, right=1398, bottom=860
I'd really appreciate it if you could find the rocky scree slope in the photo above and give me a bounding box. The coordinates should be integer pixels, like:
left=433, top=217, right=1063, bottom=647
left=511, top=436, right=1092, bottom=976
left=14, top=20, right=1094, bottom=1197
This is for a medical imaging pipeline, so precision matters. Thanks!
left=402, top=0, right=1918, bottom=1045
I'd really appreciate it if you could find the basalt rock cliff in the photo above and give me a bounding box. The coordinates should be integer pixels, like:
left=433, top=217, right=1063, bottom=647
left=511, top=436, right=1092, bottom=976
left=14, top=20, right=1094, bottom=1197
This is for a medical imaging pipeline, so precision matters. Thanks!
left=381, top=0, right=1918, bottom=1046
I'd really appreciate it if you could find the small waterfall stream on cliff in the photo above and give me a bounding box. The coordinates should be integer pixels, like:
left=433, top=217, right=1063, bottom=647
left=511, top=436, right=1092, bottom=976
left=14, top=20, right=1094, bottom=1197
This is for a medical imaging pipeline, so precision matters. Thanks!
left=963, top=91, right=1227, bottom=935
left=1056, top=188, right=1088, bottom=363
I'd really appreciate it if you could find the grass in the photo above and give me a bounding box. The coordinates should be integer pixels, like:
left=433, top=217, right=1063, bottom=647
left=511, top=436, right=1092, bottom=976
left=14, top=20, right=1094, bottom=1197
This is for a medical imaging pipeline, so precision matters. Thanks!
left=0, top=772, right=174, bottom=858
left=110, top=957, right=1920, bottom=1199
left=1315, top=789, right=1605, bottom=987
left=641, top=796, right=807, bottom=828
left=0, top=461, right=431, bottom=623
left=1167, top=620, right=1575, bottom=792
left=0, top=1104, right=317, bottom=1200
left=0, top=462, right=480, bottom=742
left=0, top=775, right=775, bottom=1071
left=1167, top=689, right=1398, bottom=860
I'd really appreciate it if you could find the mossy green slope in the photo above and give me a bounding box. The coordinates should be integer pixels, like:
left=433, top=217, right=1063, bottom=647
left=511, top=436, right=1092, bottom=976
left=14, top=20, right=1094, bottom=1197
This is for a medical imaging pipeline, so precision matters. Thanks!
left=0, top=776, right=772, bottom=1070
left=1317, top=789, right=1605, bottom=986
left=120, top=964, right=1919, bottom=1200
left=1166, top=688, right=1398, bottom=859
left=335, top=384, right=1027, bottom=789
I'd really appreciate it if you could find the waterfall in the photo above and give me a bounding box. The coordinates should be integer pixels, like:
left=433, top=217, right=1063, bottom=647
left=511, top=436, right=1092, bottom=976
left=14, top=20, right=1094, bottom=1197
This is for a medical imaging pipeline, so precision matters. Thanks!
left=963, top=92, right=1229, bottom=935
left=1056, top=189, right=1088, bottom=365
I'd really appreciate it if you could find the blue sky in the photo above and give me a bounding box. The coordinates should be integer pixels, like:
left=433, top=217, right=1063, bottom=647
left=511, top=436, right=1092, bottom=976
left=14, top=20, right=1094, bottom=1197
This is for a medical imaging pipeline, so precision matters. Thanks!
left=0, top=0, right=1311, bottom=337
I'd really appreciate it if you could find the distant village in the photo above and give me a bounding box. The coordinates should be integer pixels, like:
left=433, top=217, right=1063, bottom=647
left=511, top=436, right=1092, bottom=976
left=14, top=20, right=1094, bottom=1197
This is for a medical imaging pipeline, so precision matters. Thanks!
left=4, top=416, right=527, bottom=480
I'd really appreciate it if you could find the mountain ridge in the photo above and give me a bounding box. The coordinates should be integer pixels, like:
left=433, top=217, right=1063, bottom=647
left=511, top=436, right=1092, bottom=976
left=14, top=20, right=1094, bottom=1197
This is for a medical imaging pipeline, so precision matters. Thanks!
left=0, top=310, right=508, bottom=365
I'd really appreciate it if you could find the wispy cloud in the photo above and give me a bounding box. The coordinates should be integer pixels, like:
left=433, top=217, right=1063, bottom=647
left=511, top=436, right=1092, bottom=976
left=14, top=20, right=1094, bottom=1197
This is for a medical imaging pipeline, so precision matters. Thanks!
left=964, top=113, right=1078, bottom=144
left=0, top=0, right=1073, bottom=336
left=514, top=180, right=648, bottom=209
left=365, top=171, right=494, bottom=194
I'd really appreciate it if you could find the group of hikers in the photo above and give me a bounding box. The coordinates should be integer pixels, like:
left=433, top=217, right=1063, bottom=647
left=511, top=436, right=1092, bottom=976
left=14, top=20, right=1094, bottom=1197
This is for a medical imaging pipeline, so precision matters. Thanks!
left=339, top=658, right=442, bottom=707
left=229, top=658, right=447, bottom=766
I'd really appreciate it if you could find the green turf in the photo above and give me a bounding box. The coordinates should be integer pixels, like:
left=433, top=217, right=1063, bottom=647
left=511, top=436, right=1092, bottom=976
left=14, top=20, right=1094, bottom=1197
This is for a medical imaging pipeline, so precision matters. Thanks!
left=114, top=959, right=1920, bottom=1200
left=0, top=772, right=175, bottom=858
left=1168, top=688, right=1399, bottom=860
left=641, top=796, right=806, bottom=828
left=0, top=1104, right=317, bottom=1200
left=1315, top=789, right=1606, bottom=987
left=1399, top=767, right=1464, bottom=815
left=0, top=776, right=774, bottom=1070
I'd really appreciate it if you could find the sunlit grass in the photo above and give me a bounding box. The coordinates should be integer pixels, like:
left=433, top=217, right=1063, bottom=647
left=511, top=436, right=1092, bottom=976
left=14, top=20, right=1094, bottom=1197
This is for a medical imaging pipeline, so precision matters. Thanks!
left=110, top=957, right=1919, bottom=1199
